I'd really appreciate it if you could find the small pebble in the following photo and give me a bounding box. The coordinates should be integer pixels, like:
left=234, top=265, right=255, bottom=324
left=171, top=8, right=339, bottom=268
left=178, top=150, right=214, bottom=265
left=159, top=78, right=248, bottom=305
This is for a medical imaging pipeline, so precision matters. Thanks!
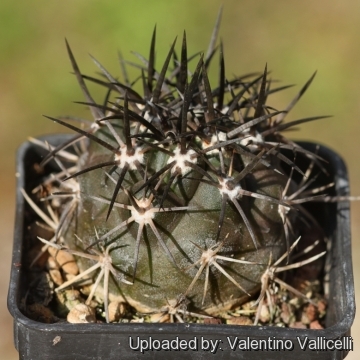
left=317, top=299, right=327, bottom=316
left=280, top=303, right=294, bottom=325
left=310, top=320, right=323, bottom=329
left=108, top=301, right=127, bottom=322
left=226, top=316, right=252, bottom=325
left=67, top=303, right=96, bottom=323
left=204, top=317, right=222, bottom=325
left=49, top=269, right=63, bottom=286
left=48, top=247, right=79, bottom=275
left=259, top=304, right=270, bottom=323
left=290, top=321, right=307, bottom=329
left=150, top=313, right=170, bottom=323
left=301, top=303, right=318, bottom=325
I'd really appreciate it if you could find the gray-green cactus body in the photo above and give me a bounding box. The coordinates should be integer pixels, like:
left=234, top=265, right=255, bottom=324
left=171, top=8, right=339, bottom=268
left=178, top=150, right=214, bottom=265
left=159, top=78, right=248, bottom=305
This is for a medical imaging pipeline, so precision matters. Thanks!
left=37, top=26, right=324, bottom=320
left=68, top=131, right=286, bottom=313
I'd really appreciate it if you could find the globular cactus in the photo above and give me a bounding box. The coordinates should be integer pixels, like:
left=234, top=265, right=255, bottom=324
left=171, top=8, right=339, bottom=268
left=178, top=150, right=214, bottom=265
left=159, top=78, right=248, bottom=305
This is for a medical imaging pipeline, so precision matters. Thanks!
left=26, top=14, right=334, bottom=324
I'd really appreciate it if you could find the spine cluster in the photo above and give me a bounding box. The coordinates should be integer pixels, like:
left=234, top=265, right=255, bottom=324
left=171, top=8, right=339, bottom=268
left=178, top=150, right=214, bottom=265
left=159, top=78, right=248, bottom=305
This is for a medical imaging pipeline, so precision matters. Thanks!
left=24, top=17, right=335, bottom=324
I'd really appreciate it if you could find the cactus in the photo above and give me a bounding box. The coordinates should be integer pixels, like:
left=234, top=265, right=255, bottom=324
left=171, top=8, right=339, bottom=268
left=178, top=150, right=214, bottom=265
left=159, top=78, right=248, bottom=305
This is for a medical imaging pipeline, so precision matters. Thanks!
left=24, top=13, right=344, bottom=325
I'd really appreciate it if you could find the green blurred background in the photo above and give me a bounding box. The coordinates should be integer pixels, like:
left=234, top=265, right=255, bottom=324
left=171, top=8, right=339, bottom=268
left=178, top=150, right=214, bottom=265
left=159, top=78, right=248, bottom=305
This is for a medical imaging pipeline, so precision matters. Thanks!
left=1, top=1, right=359, bottom=358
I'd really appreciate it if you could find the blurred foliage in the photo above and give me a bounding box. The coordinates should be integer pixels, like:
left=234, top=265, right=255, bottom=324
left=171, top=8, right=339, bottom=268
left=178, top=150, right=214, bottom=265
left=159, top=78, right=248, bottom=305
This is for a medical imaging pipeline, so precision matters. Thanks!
left=1, top=0, right=360, bottom=180
left=1, top=0, right=360, bottom=171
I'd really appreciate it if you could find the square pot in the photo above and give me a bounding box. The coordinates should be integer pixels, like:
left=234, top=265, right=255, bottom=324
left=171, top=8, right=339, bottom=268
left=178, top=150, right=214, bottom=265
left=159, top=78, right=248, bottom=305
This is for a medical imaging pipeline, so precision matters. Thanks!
left=8, top=135, right=355, bottom=359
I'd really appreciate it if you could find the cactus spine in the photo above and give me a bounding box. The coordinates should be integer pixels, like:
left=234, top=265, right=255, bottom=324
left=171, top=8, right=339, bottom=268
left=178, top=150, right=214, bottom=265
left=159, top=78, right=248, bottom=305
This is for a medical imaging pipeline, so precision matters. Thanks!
left=27, top=15, right=332, bottom=324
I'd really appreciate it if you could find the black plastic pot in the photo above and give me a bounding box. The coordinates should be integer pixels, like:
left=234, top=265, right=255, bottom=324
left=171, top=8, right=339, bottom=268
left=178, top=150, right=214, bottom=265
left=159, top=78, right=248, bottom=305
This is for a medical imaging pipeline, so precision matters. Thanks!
left=8, top=135, right=355, bottom=360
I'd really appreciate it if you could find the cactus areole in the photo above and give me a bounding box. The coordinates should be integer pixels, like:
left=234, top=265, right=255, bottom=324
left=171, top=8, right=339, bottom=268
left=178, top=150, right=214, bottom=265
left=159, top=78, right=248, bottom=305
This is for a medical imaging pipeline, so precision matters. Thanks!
left=23, top=17, right=339, bottom=325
